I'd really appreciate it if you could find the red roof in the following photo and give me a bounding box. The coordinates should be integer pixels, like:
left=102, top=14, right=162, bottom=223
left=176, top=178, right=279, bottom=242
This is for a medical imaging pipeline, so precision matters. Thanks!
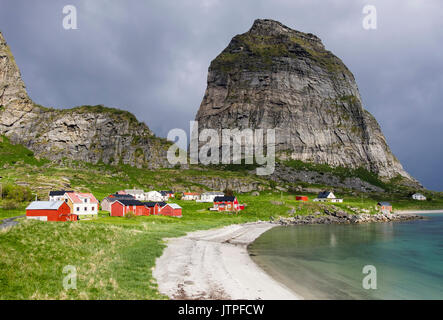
left=183, top=192, right=200, bottom=196
left=66, top=192, right=99, bottom=204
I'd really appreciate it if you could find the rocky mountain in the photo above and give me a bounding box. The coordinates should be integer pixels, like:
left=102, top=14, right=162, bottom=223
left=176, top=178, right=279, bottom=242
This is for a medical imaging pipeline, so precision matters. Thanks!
left=195, top=19, right=418, bottom=185
left=0, top=31, right=170, bottom=168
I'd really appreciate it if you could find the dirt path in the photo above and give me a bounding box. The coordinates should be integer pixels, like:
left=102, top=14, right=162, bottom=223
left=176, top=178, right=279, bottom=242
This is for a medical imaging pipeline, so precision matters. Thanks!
left=0, top=215, right=25, bottom=230
left=153, top=222, right=301, bottom=300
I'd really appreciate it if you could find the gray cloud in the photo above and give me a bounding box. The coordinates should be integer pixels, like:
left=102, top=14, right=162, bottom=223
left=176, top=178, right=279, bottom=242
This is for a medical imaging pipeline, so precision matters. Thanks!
left=1, top=0, right=442, bottom=190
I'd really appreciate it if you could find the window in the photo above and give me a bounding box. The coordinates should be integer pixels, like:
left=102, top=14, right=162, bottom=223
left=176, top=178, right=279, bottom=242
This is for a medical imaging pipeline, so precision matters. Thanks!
left=92, top=207, right=95, bottom=211
left=84, top=199, right=88, bottom=203
left=84, top=207, right=87, bottom=211
left=76, top=207, right=79, bottom=212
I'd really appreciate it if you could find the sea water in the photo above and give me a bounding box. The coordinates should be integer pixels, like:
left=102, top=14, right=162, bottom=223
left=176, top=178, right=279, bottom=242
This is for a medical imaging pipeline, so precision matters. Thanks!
left=248, top=213, right=443, bottom=299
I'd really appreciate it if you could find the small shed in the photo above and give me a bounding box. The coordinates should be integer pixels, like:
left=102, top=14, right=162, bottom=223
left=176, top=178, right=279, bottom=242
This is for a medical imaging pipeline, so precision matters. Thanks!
left=26, top=201, right=75, bottom=222
left=160, top=203, right=182, bottom=217
left=377, top=202, right=392, bottom=213
left=296, top=196, right=309, bottom=201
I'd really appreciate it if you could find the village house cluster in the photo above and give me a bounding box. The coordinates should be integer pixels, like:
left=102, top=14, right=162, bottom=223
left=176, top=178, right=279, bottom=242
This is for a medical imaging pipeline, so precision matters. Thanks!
left=25, top=187, right=421, bottom=222
left=25, top=188, right=245, bottom=222
left=182, top=191, right=245, bottom=212
left=298, top=191, right=395, bottom=214
left=25, top=189, right=182, bottom=221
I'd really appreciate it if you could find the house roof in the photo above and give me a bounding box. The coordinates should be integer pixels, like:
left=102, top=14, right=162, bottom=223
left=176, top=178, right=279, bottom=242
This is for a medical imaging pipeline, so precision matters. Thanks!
left=26, top=201, right=65, bottom=210
left=49, top=190, right=73, bottom=196
left=317, top=191, right=334, bottom=199
left=114, top=199, right=145, bottom=206
left=378, top=202, right=391, bottom=206
left=66, top=192, right=99, bottom=204
left=214, top=196, right=236, bottom=202
left=108, top=194, right=134, bottom=199
left=165, top=203, right=182, bottom=209
left=124, top=189, right=145, bottom=195
left=103, top=194, right=135, bottom=203
left=143, top=201, right=167, bottom=207
left=146, top=191, right=161, bottom=195
left=183, top=192, right=200, bottom=195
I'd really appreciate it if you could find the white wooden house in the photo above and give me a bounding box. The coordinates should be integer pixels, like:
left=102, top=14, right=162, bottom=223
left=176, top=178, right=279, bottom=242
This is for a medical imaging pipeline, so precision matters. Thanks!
left=145, top=191, right=163, bottom=202
left=197, top=192, right=225, bottom=203
left=412, top=193, right=426, bottom=201
left=182, top=192, right=201, bottom=201
left=313, top=191, right=343, bottom=203
left=124, top=189, right=146, bottom=201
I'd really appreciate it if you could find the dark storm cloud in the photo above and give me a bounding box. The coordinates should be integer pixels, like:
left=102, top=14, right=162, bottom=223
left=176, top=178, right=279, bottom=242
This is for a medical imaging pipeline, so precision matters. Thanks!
left=0, top=0, right=442, bottom=190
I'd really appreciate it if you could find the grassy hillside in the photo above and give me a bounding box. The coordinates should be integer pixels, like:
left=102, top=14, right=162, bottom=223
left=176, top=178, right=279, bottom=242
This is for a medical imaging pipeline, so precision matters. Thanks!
left=1, top=136, right=442, bottom=299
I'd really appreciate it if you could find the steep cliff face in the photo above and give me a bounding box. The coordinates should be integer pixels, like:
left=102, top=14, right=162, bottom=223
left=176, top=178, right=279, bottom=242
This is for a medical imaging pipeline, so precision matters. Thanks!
left=0, top=31, right=170, bottom=168
left=196, top=19, right=416, bottom=183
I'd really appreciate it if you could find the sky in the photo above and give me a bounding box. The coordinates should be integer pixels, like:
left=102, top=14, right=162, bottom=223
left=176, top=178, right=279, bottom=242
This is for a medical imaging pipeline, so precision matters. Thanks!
left=0, top=0, right=442, bottom=190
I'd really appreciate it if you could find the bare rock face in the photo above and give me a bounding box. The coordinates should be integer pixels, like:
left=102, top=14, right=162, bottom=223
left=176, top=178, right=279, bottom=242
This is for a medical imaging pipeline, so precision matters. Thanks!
left=0, top=31, right=171, bottom=168
left=195, top=19, right=417, bottom=184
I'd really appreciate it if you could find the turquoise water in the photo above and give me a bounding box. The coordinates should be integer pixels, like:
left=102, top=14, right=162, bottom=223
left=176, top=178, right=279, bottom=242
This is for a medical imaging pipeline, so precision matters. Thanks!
left=248, top=213, right=443, bottom=299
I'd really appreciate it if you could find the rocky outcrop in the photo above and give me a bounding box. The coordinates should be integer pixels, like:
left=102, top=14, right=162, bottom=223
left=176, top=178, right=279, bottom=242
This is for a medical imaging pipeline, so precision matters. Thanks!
left=195, top=19, right=418, bottom=185
left=0, top=31, right=171, bottom=168
left=276, top=211, right=423, bottom=225
left=270, top=162, right=384, bottom=192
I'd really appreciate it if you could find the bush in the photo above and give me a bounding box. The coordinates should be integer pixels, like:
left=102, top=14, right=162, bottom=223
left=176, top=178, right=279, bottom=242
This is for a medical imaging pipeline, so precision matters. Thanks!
left=1, top=200, right=20, bottom=210
left=125, top=211, right=136, bottom=219
left=1, top=184, right=34, bottom=202
left=174, top=192, right=183, bottom=200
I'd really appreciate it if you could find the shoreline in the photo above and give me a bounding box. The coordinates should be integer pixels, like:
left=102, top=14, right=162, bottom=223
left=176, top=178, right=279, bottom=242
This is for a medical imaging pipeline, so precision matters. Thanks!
left=152, top=211, right=433, bottom=300
left=153, top=221, right=301, bottom=300
left=395, top=209, right=443, bottom=214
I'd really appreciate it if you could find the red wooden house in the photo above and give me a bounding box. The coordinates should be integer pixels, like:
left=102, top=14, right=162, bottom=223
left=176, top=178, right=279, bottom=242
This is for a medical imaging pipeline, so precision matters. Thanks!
left=26, top=201, right=76, bottom=222
left=296, top=196, right=309, bottom=201
left=110, top=199, right=149, bottom=217
left=212, top=196, right=240, bottom=212
left=377, top=202, right=392, bottom=213
left=160, top=203, right=182, bottom=217
left=143, top=202, right=166, bottom=215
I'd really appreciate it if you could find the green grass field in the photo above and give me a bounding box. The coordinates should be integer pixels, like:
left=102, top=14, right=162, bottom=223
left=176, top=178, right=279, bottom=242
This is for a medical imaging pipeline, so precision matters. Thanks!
left=0, top=192, right=313, bottom=299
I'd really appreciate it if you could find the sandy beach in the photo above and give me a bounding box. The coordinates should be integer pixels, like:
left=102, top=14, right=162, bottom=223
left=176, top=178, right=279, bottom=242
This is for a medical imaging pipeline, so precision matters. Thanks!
left=153, top=222, right=301, bottom=300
